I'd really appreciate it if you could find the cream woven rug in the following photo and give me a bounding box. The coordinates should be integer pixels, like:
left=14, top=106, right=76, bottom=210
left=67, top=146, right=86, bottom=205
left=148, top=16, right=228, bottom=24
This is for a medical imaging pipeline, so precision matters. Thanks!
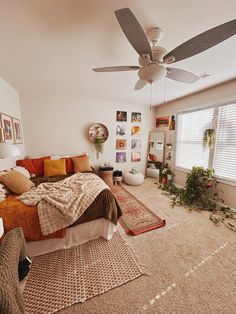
left=23, top=231, right=143, bottom=313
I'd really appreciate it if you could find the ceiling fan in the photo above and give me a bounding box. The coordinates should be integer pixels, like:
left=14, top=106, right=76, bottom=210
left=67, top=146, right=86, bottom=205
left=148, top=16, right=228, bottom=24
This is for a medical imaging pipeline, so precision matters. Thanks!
left=93, top=8, right=236, bottom=90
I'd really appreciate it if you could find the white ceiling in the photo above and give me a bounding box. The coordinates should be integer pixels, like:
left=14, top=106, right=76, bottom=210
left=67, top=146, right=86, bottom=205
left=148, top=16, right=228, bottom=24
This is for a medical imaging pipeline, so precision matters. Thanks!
left=0, top=0, right=235, bottom=106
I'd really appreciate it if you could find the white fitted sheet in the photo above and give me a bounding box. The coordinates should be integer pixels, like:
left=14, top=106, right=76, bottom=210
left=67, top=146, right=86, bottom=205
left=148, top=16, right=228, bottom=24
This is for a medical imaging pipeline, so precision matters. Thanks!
left=27, top=218, right=118, bottom=257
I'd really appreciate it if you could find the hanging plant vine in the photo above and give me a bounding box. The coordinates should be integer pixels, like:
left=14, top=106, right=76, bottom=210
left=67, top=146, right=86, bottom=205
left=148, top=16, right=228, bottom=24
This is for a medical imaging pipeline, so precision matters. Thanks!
left=94, top=137, right=104, bottom=160
left=203, top=128, right=215, bottom=149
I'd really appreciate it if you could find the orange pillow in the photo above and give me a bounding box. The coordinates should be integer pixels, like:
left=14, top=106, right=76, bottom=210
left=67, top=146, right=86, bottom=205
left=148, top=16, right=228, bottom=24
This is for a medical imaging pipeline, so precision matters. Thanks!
left=64, top=153, right=88, bottom=173
left=16, top=156, right=50, bottom=175
left=44, top=159, right=67, bottom=177
left=72, top=156, right=92, bottom=173
left=0, top=170, right=35, bottom=195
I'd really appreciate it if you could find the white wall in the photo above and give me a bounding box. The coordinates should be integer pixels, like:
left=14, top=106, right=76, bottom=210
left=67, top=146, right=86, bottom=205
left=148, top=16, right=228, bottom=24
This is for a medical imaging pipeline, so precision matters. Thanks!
left=0, top=76, right=25, bottom=171
left=20, top=96, right=154, bottom=174
left=155, top=79, right=236, bottom=209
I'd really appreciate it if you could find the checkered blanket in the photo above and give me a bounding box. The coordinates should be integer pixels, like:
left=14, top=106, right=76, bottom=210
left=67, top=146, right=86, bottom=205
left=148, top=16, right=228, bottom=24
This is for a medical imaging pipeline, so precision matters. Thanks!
left=18, top=173, right=109, bottom=235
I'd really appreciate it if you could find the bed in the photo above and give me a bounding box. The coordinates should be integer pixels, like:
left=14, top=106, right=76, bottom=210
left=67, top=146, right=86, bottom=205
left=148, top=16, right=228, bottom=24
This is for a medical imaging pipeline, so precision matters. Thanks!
left=0, top=170, right=122, bottom=257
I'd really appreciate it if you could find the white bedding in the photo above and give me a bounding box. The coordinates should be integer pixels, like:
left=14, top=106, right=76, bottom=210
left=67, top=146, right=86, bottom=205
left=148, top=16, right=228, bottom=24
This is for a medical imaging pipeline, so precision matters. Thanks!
left=26, top=218, right=118, bottom=257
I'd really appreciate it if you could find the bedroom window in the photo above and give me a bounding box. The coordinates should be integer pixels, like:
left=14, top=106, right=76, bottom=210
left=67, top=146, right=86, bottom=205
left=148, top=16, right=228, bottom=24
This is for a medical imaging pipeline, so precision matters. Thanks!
left=175, top=101, right=236, bottom=184
left=213, top=102, right=236, bottom=182
left=175, top=107, right=214, bottom=170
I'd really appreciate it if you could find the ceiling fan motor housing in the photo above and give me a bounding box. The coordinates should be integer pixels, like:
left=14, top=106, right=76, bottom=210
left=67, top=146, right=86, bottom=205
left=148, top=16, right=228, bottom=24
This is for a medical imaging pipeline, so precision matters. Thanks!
left=138, top=63, right=167, bottom=83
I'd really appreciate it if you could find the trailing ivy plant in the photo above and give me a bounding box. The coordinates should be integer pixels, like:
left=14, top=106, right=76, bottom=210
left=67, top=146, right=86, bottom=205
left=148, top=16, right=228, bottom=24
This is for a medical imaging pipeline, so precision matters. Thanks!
left=159, top=166, right=236, bottom=231
left=93, top=138, right=104, bottom=160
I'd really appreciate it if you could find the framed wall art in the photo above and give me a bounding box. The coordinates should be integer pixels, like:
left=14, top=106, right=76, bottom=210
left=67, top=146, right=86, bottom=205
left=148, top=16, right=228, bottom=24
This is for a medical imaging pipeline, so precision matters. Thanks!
left=131, top=139, right=141, bottom=149
left=156, top=116, right=170, bottom=128
left=0, top=113, right=13, bottom=142
left=116, top=111, right=127, bottom=122
left=131, top=112, right=141, bottom=122
left=116, top=152, right=126, bottom=163
left=12, top=117, right=23, bottom=144
left=116, top=125, right=126, bottom=136
left=131, top=152, right=141, bottom=162
left=116, top=139, right=127, bottom=150
left=131, top=125, right=141, bottom=135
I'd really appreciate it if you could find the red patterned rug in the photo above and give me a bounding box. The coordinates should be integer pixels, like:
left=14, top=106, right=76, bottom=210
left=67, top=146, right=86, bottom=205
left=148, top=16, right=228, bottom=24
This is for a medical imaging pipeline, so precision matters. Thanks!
left=113, top=185, right=165, bottom=235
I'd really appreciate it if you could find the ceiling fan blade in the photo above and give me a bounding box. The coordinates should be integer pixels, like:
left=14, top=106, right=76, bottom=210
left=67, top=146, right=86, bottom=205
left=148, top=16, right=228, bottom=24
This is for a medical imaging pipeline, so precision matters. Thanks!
left=166, top=67, right=199, bottom=83
left=115, top=8, right=153, bottom=60
left=93, top=66, right=140, bottom=72
left=134, top=79, right=147, bottom=90
left=164, top=19, right=236, bottom=64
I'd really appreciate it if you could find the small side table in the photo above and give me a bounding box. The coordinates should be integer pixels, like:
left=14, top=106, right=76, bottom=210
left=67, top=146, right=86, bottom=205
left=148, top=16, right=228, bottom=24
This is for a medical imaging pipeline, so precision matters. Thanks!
left=99, top=167, right=114, bottom=189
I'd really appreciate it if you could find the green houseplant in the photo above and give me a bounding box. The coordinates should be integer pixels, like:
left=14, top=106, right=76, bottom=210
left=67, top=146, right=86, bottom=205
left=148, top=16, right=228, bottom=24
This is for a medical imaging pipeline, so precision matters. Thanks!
left=203, top=128, right=215, bottom=149
left=94, top=138, right=104, bottom=160
left=159, top=166, right=236, bottom=231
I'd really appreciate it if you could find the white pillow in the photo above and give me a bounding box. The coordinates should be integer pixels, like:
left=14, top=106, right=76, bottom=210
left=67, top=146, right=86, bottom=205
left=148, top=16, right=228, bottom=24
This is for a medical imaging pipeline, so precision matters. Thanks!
left=12, top=166, right=31, bottom=178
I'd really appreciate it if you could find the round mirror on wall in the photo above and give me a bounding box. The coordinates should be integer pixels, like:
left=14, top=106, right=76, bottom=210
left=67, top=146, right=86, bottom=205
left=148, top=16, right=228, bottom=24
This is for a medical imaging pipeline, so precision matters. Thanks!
left=88, top=123, right=109, bottom=143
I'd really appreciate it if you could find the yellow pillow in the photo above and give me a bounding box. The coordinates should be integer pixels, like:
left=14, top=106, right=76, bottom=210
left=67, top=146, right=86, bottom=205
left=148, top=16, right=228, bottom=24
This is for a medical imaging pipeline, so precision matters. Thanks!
left=44, top=159, right=67, bottom=177
left=0, top=170, right=35, bottom=195
left=72, top=156, right=92, bottom=173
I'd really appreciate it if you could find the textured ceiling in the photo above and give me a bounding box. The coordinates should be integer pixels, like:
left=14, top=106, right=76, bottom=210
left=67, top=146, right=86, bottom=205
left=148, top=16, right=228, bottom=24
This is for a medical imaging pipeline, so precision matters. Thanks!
left=0, top=0, right=235, bottom=106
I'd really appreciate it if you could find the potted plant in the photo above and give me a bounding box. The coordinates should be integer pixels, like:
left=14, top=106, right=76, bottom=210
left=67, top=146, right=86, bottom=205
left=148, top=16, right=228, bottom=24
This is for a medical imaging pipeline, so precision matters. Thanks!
left=160, top=165, right=172, bottom=184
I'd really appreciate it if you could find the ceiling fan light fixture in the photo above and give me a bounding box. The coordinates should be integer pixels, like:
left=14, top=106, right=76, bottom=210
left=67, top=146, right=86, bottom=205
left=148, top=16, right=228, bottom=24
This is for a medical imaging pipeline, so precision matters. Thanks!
left=138, top=63, right=167, bottom=83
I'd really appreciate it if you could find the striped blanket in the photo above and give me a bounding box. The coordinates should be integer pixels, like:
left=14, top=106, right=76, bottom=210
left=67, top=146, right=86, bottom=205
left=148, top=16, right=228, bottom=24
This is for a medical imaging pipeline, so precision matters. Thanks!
left=18, top=173, right=109, bottom=235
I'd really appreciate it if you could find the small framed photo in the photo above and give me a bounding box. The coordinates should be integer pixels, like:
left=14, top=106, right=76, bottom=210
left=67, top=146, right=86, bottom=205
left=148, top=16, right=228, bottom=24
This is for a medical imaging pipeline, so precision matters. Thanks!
left=131, top=112, right=141, bottom=122
left=116, top=125, right=126, bottom=136
left=131, top=126, right=141, bottom=136
left=0, top=113, right=13, bottom=142
left=131, top=152, right=141, bottom=162
left=131, top=139, right=141, bottom=149
left=116, top=111, right=127, bottom=122
left=116, top=152, right=126, bottom=163
left=116, top=139, right=127, bottom=150
left=156, top=116, right=170, bottom=128
left=12, top=117, right=23, bottom=144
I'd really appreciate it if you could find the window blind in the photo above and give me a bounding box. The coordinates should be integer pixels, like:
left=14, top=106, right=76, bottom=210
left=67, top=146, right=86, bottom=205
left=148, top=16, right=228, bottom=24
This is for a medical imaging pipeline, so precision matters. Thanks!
left=213, top=103, right=236, bottom=182
left=176, top=108, right=214, bottom=170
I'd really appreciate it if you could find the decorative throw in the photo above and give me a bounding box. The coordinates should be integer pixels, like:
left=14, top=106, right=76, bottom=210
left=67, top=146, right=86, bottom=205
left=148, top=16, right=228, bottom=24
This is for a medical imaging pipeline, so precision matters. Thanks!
left=18, top=173, right=109, bottom=235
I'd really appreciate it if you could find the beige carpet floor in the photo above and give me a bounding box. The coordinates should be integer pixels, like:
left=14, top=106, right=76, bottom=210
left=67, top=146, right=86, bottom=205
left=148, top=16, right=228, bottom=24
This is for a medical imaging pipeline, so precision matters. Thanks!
left=57, top=178, right=235, bottom=314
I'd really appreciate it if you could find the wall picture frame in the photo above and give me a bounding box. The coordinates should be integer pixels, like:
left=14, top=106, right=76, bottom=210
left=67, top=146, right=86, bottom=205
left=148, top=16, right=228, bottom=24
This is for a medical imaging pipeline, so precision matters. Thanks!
left=131, top=112, right=141, bottom=122
left=131, top=139, right=141, bottom=149
left=0, top=113, right=13, bottom=142
left=116, top=111, right=127, bottom=122
left=116, top=125, right=126, bottom=136
left=156, top=116, right=170, bottom=128
left=116, top=139, right=127, bottom=150
left=131, top=152, right=141, bottom=162
left=116, top=152, right=126, bottom=163
left=12, top=117, right=23, bottom=144
left=131, top=126, right=141, bottom=136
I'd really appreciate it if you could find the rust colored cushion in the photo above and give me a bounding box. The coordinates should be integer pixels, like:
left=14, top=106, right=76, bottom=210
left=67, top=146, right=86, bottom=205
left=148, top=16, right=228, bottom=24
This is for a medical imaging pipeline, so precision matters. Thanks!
left=72, top=156, right=92, bottom=173
left=64, top=153, right=87, bottom=173
left=0, top=170, right=35, bottom=195
left=44, top=159, right=67, bottom=177
left=16, top=156, right=50, bottom=175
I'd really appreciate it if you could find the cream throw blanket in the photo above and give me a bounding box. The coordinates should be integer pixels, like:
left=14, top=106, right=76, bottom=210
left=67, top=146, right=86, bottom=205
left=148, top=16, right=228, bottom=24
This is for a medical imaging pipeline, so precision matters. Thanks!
left=18, top=173, right=109, bottom=236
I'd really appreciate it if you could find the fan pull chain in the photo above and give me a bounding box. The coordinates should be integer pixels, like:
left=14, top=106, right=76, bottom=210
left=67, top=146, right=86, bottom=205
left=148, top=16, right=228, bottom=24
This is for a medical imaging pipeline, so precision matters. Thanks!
left=149, top=82, right=153, bottom=111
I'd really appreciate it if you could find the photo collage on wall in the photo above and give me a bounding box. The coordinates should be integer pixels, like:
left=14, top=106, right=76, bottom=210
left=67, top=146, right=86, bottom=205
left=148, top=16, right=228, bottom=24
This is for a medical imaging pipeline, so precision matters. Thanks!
left=0, top=113, right=23, bottom=144
left=115, top=111, right=141, bottom=163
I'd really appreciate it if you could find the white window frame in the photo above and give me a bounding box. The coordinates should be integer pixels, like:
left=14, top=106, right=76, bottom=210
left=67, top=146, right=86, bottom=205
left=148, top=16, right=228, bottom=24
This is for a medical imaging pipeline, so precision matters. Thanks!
left=174, top=100, right=236, bottom=187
